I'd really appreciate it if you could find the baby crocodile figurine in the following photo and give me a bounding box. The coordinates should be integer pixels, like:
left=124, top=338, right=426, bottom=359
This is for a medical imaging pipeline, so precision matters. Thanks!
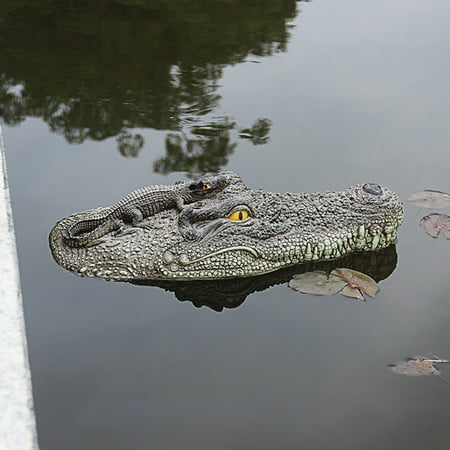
left=62, top=173, right=231, bottom=247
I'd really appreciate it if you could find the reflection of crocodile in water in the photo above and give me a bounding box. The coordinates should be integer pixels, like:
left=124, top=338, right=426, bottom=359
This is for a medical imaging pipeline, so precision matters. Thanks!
left=137, top=245, right=399, bottom=311
left=49, top=172, right=403, bottom=281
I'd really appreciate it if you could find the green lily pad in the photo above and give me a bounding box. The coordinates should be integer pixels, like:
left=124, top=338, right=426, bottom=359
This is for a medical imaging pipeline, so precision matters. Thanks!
left=289, top=271, right=347, bottom=296
left=332, top=268, right=379, bottom=298
left=390, top=358, right=441, bottom=376
left=407, top=190, right=450, bottom=209
left=419, top=213, right=450, bottom=239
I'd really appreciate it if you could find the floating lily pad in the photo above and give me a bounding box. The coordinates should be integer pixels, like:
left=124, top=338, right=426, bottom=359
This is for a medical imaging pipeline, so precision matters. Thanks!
left=289, top=268, right=379, bottom=300
left=407, top=190, right=450, bottom=209
left=390, top=358, right=440, bottom=376
left=332, top=268, right=379, bottom=298
left=339, top=285, right=365, bottom=300
left=419, top=213, right=450, bottom=239
left=390, top=355, right=449, bottom=376
left=289, top=271, right=347, bottom=296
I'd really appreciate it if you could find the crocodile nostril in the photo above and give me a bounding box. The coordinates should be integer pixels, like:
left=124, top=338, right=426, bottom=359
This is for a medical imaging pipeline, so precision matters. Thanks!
left=363, top=183, right=383, bottom=196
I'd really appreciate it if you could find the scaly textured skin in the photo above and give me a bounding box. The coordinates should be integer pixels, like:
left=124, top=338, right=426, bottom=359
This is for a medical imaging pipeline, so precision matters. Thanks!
left=50, top=172, right=404, bottom=280
left=62, top=173, right=231, bottom=247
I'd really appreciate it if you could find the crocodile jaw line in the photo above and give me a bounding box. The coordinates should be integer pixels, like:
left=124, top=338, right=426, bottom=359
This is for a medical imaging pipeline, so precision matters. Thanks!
left=179, top=246, right=259, bottom=266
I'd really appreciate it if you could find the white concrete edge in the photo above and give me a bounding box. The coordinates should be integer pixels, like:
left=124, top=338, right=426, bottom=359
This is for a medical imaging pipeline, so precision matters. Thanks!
left=0, top=126, right=39, bottom=449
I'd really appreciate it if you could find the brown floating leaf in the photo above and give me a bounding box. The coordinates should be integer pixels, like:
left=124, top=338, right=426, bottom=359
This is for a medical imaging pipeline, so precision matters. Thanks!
left=332, top=268, right=379, bottom=298
left=419, top=213, right=450, bottom=239
left=407, top=190, right=450, bottom=209
left=390, top=358, right=440, bottom=376
left=289, top=271, right=347, bottom=296
left=339, top=285, right=365, bottom=300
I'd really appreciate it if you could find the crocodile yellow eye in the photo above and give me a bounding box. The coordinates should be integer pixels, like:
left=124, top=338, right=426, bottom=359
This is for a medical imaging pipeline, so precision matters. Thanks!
left=228, top=210, right=249, bottom=221
left=202, top=183, right=211, bottom=190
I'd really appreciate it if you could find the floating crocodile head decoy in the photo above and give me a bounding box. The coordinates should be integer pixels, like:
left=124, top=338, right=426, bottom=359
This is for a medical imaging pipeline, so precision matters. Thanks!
left=49, top=172, right=404, bottom=281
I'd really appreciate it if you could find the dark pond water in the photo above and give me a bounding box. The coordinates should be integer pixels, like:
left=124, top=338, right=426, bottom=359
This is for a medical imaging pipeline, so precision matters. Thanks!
left=2, top=1, right=450, bottom=449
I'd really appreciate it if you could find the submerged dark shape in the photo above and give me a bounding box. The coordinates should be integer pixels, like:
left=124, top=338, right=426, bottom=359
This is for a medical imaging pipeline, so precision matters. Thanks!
left=50, top=172, right=404, bottom=281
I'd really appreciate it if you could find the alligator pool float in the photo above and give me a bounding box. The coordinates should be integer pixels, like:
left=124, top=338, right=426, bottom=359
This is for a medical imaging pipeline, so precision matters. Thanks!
left=49, top=172, right=404, bottom=281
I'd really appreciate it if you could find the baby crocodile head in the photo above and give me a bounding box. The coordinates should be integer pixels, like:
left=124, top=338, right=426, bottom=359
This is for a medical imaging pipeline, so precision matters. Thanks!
left=187, top=172, right=232, bottom=200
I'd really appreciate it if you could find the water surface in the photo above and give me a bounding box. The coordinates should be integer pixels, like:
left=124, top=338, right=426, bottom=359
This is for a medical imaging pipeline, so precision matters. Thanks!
left=2, top=1, right=450, bottom=449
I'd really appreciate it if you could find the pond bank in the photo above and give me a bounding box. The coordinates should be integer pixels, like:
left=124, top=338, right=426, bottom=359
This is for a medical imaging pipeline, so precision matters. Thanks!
left=0, top=126, right=38, bottom=449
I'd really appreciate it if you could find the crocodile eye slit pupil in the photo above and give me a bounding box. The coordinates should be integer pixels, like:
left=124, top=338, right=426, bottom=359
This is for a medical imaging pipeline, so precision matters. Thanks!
left=202, top=183, right=211, bottom=191
left=228, top=210, right=249, bottom=221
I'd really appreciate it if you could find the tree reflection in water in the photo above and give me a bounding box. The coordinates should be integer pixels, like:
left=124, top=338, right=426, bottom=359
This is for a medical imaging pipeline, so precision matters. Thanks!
left=0, top=0, right=310, bottom=173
